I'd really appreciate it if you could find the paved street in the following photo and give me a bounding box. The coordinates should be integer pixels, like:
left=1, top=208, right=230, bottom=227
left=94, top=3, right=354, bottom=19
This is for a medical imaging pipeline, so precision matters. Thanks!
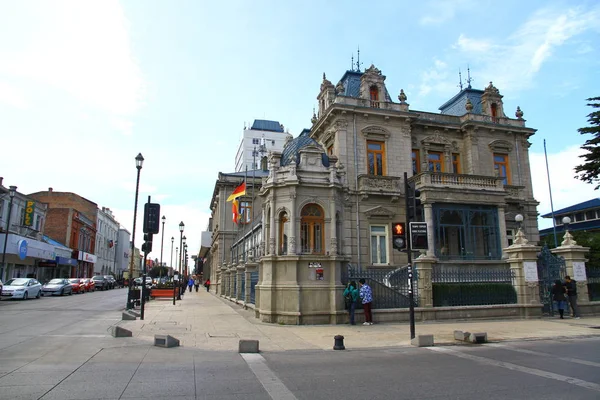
left=0, top=289, right=599, bottom=399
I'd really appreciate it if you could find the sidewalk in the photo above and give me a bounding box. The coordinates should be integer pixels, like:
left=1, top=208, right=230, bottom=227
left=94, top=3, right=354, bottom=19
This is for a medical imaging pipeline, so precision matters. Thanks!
left=117, top=289, right=600, bottom=351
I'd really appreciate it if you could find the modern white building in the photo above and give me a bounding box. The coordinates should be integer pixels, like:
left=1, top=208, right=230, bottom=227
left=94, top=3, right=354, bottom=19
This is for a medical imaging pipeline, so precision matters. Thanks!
left=95, top=207, right=119, bottom=276
left=115, top=228, right=131, bottom=279
left=234, top=119, right=293, bottom=172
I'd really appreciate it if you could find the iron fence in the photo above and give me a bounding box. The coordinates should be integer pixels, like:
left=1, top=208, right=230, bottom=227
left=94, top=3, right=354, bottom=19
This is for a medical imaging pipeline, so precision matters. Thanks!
left=240, top=274, right=246, bottom=300
left=587, top=265, right=600, bottom=301
left=432, top=266, right=516, bottom=306
left=347, top=265, right=417, bottom=309
left=249, top=271, right=259, bottom=304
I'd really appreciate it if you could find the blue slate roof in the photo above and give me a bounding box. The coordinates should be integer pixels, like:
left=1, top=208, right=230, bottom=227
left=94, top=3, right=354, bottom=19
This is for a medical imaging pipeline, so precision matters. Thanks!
left=281, top=133, right=329, bottom=167
left=251, top=119, right=284, bottom=132
left=541, top=198, right=600, bottom=218
left=439, top=88, right=484, bottom=116
left=337, top=70, right=392, bottom=101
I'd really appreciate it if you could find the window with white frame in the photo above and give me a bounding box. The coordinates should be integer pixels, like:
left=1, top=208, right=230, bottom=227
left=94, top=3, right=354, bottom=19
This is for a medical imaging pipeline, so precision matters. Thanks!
left=370, top=225, right=388, bottom=265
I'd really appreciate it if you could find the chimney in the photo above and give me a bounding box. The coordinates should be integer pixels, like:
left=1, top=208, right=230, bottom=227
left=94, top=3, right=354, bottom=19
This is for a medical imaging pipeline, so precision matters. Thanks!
left=48, top=187, right=53, bottom=194
left=0, top=177, right=3, bottom=186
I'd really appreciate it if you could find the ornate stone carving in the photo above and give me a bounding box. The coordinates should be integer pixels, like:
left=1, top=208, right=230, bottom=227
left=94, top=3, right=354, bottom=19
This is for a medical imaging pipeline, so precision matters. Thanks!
left=422, top=131, right=451, bottom=146
left=334, top=119, right=348, bottom=130
left=485, top=81, right=500, bottom=95
left=561, top=231, right=577, bottom=246
left=465, top=98, right=474, bottom=112
left=398, top=89, right=407, bottom=103
left=515, top=106, right=524, bottom=119
left=513, top=228, right=529, bottom=245
left=364, top=64, right=382, bottom=76
left=336, top=81, right=345, bottom=95
left=320, top=73, right=333, bottom=92
left=361, top=126, right=390, bottom=139
left=288, top=237, right=296, bottom=254
left=330, top=238, right=338, bottom=255
left=364, top=205, right=394, bottom=218
left=488, top=139, right=513, bottom=153
left=268, top=238, right=276, bottom=255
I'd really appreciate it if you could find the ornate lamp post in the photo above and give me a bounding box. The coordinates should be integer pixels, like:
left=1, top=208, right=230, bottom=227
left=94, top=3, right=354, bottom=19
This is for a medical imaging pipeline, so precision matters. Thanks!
left=178, top=221, right=184, bottom=300
left=126, top=153, right=144, bottom=310
left=170, top=236, right=174, bottom=276
left=1, top=185, right=17, bottom=281
left=159, top=215, right=166, bottom=278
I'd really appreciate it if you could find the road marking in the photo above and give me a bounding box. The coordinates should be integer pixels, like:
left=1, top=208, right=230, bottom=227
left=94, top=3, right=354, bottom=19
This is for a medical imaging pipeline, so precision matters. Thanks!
left=487, top=343, right=600, bottom=368
left=241, top=353, right=298, bottom=400
left=428, top=347, right=600, bottom=393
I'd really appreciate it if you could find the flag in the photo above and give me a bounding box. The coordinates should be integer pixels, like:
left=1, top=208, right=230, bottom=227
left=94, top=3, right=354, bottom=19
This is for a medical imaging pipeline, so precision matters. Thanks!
left=227, top=181, right=246, bottom=202
left=232, top=198, right=241, bottom=224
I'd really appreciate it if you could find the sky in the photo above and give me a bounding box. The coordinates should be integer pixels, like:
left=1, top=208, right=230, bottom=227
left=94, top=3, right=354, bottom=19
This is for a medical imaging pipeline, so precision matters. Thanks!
left=1, top=0, right=599, bottom=262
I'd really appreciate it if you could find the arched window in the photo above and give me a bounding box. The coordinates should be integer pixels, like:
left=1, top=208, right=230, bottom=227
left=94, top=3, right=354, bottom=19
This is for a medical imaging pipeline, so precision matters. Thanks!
left=369, top=85, right=379, bottom=108
left=279, top=211, right=289, bottom=255
left=491, top=103, right=498, bottom=122
left=300, top=204, right=324, bottom=254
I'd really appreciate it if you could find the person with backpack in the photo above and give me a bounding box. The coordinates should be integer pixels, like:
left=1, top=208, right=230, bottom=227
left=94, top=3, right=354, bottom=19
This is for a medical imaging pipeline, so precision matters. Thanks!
left=343, top=281, right=359, bottom=325
left=358, top=278, right=374, bottom=325
left=551, top=279, right=567, bottom=319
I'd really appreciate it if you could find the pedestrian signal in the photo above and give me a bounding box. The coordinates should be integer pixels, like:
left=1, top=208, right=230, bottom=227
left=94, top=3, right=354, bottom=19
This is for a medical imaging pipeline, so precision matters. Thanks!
left=392, top=222, right=406, bottom=250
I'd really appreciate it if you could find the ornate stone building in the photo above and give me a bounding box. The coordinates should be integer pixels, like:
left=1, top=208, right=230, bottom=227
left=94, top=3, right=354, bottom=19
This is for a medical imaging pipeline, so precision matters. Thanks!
left=205, top=64, right=542, bottom=324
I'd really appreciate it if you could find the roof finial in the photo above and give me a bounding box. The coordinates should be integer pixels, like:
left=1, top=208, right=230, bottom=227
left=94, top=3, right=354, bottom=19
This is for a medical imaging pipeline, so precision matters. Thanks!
left=458, top=68, right=463, bottom=91
left=466, top=65, right=473, bottom=89
left=356, top=46, right=363, bottom=72
left=351, top=53, right=354, bottom=71
left=323, top=72, right=326, bottom=80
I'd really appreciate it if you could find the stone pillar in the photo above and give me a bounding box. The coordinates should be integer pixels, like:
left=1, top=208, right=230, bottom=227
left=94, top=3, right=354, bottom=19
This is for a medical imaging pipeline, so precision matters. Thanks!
left=269, top=201, right=276, bottom=255
left=229, top=265, right=236, bottom=298
left=289, top=193, right=296, bottom=255
left=414, top=254, right=435, bottom=308
left=551, top=231, right=590, bottom=304
left=236, top=264, right=245, bottom=301
left=497, top=206, right=508, bottom=258
left=423, top=203, right=435, bottom=257
left=504, top=229, right=542, bottom=315
left=219, top=265, right=227, bottom=296
left=329, top=199, right=337, bottom=256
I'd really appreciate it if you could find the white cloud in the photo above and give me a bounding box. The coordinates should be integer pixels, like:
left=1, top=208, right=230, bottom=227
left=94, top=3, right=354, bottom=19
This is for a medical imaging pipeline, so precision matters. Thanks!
left=419, top=0, right=475, bottom=25
left=0, top=80, right=28, bottom=109
left=418, top=58, right=455, bottom=98
left=453, top=34, right=493, bottom=53
left=111, top=118, right=134, bottom=136
left=530, top=144, right=598, bottom=230
left=0, top=0, right=144, bottom=116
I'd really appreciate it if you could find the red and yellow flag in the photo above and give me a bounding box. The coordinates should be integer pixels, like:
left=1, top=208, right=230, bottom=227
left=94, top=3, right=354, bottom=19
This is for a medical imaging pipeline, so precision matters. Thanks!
left=227, top=181, right=246, bottom=202
left=232, top=198, right=241, bottom=224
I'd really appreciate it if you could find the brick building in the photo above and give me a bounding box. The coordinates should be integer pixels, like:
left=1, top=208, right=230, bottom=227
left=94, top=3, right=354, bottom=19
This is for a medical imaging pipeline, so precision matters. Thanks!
left=29, top=189, right=98, bottom=278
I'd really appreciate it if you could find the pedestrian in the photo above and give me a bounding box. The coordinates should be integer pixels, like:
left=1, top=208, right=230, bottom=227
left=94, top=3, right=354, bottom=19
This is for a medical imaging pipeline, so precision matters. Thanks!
left=180, top=278, right=186, bottom=297
left=358, top=278, right=374, bottom=325
left=194, top=276, right=200, bottom=292
left=204, top=279, right=211, bottom=292
left=551, top=279, right=567, bottom=319
left=188, top=277, right=194, bottom=293
left=564, top=275, right=581, bottom=318
left=343, top=281, right=359, bottom=325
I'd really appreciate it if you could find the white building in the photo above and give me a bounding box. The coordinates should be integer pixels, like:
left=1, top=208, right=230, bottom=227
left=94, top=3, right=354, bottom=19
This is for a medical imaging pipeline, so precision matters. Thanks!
left=115, top=228, right=131, bottom=279
left=234, top=119, right=293, bottom=172
left=95, top=207, right=119, bottom=276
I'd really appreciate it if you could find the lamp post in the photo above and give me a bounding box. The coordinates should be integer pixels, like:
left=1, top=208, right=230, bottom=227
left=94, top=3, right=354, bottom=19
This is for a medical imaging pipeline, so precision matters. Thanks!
left=1, top=185, right=17, bottom=281
left=562, top=216, right=571, bottom=232
left=515, top=213, right=524, bottom=231
left=178, top=221, right=184, bottom=300
left=127, top=153, right=144, bottom=310
left=159, top=215, right=166, bottom=279
left=170, top=236, right=174, bottom=276
left=182, top=236, right=187, bottom=275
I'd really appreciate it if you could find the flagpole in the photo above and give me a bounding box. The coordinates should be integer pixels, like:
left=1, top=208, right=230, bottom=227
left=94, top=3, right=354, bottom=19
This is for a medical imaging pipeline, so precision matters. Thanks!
left=544, top=139, right=558, bottom=247
left=244, top=165, right=248, bottom=261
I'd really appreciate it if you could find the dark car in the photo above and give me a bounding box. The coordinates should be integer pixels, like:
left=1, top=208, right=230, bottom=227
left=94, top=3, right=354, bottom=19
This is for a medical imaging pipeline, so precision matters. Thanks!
left=41, top=279, right=73, bottom=296
left=91, top=275, right=107, bottom=291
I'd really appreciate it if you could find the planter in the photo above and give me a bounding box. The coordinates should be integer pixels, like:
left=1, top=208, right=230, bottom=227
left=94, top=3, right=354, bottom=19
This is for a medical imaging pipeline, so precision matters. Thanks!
left=150, top=288, right=175, bottom=299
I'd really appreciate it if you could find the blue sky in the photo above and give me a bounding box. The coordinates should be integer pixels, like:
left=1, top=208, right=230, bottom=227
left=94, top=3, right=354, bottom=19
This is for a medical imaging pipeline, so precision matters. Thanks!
left=1, top=0, right=599, bottom=259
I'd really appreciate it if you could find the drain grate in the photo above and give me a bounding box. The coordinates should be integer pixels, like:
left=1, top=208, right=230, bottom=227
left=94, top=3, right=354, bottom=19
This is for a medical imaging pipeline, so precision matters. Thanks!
left=207, top=333, right=238, bottom=338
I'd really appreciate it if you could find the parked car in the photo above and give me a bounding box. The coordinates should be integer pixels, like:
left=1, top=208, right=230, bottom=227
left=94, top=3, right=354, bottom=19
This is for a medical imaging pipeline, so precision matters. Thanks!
left=41, top=278, right=73, bottom=296
left=91, top=275, right=107, bottom=290
left=1, top=278, right=42, bottom=300
left=80, top=278, right=95, bottom=292
left=68, top=278, right=85, bottom=294
left=104, top=275, right=116, bottom=289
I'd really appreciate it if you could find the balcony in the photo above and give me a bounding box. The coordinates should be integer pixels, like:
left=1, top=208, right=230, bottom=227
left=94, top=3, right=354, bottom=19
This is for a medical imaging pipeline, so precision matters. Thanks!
left=412, top=172, right=505, bottom=193
left=357, top=175, right=402, bottom=197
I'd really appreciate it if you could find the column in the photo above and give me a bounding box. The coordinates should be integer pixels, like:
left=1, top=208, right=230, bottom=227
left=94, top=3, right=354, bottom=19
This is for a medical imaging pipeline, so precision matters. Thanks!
left=423, top=203, right=435, bottom=257
left=269, top=200, right=276, bottom=255
left=289, top=193, right=296, bottom=255
left=329, top=198, right=337, bottom=255
left=414, top=254, right=435, bottom=308
left=236, top=264, right=244, bottom=301
left=504, top=230, right=542, bottom=311
left=551, top=233, right=591, bottom=306
left=497, top=206, right=508, bottom=258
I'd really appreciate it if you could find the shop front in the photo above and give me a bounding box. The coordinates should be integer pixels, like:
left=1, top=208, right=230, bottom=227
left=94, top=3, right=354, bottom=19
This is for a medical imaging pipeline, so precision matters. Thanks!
left=0, top=233, right=56, bottom=281
left=75, top=251, right=97, bottom=278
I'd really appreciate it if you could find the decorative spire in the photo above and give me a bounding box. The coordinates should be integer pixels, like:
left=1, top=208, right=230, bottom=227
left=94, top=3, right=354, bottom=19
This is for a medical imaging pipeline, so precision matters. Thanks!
left=311, top=107, right=317, bottom=124
left=515, top=106, right=524, bottom=119
left=398, top=89, right=407, bottom=103
left=466, top=65, right=473, bottom=89
left=513, top=227, right=529, bottom=245
left=458, top=68, right=463, bottom=91
left=561, top=230, right=578, bottom=246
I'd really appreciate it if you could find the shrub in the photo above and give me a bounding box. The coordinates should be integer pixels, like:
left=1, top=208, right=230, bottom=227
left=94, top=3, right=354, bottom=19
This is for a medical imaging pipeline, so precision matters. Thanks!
left=433, top=283, right=517, bottom=307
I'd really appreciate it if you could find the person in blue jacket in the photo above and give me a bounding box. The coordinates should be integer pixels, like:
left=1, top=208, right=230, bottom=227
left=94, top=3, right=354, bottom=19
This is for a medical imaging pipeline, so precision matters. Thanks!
left=343, top=281, right=360, bottom=325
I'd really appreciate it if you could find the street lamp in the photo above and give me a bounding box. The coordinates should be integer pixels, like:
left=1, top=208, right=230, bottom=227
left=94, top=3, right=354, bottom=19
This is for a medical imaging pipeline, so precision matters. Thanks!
left=1, top=185, right=17, bottom=281
left=562, top=216, right=571, bottom=232
left=170, top=236, right=174, bottom=276
left=127, top=153, right=144, bottom=310
left=178, top=221, right=184, bottom=300
left=515, top=214, right=524, bottom=231
left=182, top=236, right=187, bottom=276
left=159, top=215, right=166, bottom=278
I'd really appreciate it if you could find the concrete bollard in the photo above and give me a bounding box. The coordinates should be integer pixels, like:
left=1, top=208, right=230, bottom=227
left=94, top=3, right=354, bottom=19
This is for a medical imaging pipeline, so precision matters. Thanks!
left=411, top=334, right=434, bottom=347
left=154, top=334, right=180, bottom=348
left=333, top=335, right=345, bottom=350
left=454, top=330, right=471, bottom=341
left=239, top=340, right=260, bottom=353
left=110, top=326, right=132, bottom=338
left=469, top=332, right=488, bottom=344
left=122, top=312, right=136, bottom=321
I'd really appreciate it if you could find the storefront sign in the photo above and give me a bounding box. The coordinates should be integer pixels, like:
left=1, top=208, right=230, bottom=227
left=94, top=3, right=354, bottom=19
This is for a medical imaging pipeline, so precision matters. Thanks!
left=24, top=201, right=35, bottom=226
left=18, top=239, right=28, bottom=260
left=56, top=256, right=78, bottom=266
left=78, top=251, right=97, bottom=263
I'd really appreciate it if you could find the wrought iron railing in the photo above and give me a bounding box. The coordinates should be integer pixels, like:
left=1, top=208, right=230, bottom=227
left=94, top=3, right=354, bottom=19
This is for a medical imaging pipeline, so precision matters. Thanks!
left=249, top=271, right=259, bottom=304
left=347, top=265, right=417, bottom=308
left=586, top=265, right=600, bottom=301
left=240, top=274, right=246, bottom=300
left=432, top=266, right=516, bottom=306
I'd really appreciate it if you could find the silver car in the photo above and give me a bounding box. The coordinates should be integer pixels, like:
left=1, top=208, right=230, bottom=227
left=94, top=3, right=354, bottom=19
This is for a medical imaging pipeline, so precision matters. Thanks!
left=41, top=278, right=73, bottom=296
left=1, top=278, right=42, bottom=300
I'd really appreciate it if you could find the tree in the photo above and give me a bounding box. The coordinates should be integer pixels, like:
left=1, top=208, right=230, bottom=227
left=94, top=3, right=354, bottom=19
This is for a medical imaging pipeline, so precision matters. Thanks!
left=575, top=97, right=600, bottom=188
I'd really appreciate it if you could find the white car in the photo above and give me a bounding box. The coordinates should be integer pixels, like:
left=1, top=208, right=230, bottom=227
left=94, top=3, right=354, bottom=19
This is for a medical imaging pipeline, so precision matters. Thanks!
left=1, top=278, right=42, bottom=300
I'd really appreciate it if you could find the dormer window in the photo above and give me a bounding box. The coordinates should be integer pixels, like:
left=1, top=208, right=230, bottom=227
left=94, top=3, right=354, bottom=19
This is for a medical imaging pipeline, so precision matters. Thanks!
left=369, top=86, right=379, bottom=108
left=491, top=103, right=498, bottom=123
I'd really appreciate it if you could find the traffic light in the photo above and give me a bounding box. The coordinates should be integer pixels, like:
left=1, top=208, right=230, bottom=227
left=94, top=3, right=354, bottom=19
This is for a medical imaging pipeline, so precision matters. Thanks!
left=143, top=203, right=161, bottom=234
left=141, top=233, right=153, bottom=253
left=406, top=181, right=423, bottom=221
left=392, top=222, right=407, bottom=251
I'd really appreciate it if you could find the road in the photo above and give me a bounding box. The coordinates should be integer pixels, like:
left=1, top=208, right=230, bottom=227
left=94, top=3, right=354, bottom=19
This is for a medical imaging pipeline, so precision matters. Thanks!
left=0, top=289, right=599, bottom=399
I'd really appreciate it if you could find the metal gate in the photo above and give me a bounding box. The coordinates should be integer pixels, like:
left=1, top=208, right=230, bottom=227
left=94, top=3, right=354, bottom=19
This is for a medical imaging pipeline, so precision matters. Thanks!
left=536, top=245, right=566, bottom=316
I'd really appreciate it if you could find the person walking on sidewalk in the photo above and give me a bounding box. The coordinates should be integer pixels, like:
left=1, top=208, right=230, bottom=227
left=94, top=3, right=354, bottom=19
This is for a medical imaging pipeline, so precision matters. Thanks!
left=564, top=276, right=581, bottom=318
left=343, top=281, right=359, bottom=325
left=358, top=278, right=373, bottom=325
left=551, top=279, right=567, bottom=319
left=194, top=276, right=200, bottom=292
left=204, top=279, right=211, bottom=292
left=188, top=277, right=194, bottom=293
